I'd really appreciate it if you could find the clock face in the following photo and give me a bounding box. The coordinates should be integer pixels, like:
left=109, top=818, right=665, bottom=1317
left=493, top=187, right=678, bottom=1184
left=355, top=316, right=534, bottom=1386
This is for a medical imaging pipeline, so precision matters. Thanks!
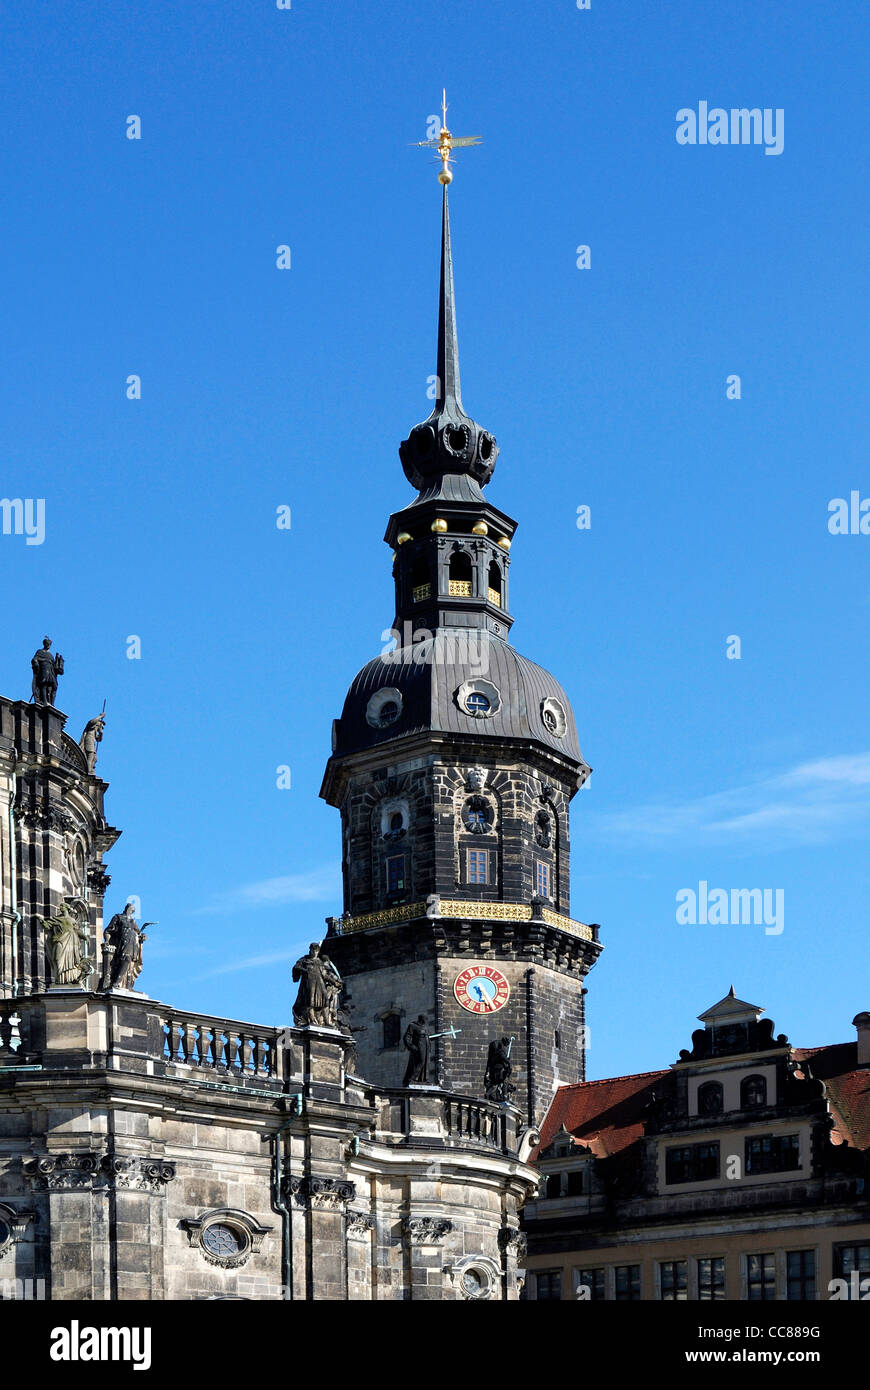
left=454, top=964, right=510, bottom=1014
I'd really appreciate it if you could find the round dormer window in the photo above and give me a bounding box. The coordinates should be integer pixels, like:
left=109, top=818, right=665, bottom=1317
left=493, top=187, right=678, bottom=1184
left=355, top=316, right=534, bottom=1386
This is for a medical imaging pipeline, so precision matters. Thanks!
left=456, top=679, right=501, bottom=719
left=366, top=687, right=403, bottom=729
left=541, top=697, right=567, bottom=739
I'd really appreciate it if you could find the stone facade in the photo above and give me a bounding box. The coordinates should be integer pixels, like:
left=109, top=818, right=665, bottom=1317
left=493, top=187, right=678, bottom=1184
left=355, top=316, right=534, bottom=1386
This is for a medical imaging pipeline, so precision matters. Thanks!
left=0, top=697, right=118, bottom=997
left=0, top=990, right=536, bottom=1300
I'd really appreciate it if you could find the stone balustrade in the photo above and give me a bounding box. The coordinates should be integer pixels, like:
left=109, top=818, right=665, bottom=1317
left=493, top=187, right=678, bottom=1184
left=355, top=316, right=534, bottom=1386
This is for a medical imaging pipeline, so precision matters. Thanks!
left=443, top=1095, right=509, bottom=1149
left=159, top=1010, right=281, bottom=1079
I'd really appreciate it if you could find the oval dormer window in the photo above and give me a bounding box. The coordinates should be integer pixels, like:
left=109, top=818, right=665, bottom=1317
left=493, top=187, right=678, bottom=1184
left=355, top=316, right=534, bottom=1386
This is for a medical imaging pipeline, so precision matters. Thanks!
left=366, top=687, right=403, bottom=729
left=456, top=678, right=501, bottom=719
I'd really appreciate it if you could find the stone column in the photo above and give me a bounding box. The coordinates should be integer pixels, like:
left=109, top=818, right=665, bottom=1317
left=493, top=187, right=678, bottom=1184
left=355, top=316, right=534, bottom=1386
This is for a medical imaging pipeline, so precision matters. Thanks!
left=402, top=1216, right=452, bottom=1301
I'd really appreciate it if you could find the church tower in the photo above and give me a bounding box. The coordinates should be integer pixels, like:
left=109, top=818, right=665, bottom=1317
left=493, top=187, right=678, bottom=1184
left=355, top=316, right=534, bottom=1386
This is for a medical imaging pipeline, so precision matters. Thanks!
left=321, top=178, right=601, bottom=1126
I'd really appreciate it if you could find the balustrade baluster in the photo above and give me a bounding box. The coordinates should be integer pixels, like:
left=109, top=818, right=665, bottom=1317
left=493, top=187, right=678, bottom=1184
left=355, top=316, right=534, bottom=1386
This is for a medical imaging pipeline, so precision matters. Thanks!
left=168, top=1019, right=183, bottom=1062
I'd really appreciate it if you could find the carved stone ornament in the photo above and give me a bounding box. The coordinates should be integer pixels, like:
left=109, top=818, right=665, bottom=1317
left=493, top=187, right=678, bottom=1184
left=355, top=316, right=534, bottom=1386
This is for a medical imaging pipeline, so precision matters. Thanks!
left=499, top=1226, right=528, bottom=1261
left=346, top=1210, right=377, bottom=1240
left=465, top=766, right=488, bottom=792
left=0, top=1203, right=35, bottom=1260
left=87, top=864, right=111, bottom=894
left=286, top=1176, right=356, bottom=1209
left=16, top=801, right=77, bottom=834
left=402, top=1216, right=452, bottom=1246
left=23, top=1152, right=176, bottom=1193
left=534, top=809, right=552, bottom=848
left=181, top=1208, right=273, bottom=1270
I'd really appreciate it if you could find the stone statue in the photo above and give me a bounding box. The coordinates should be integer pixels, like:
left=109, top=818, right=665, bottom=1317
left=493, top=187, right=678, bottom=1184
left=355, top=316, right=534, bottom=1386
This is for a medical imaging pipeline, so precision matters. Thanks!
left=80, top=713, right=106, bottom=774
left=101, top=903, right=151, bottom=991
left=31, top=637, right=64, bottom=706
left=336, top=995, right=362, bottom=1074
left=402, top=1015, right=430, bottom=1085
left=484, top=1037, right=515, bottom=1103
left=41, top=902, right=92, bottom=987
left=292, top=943, right=342, bottom=1027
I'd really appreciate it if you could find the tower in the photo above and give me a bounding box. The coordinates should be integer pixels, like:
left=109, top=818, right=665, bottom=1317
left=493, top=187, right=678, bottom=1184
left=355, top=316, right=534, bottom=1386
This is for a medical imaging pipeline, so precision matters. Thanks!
left=321, top=169, right=601, bottom=1126
left=0, top=662, right=118, bottom=1001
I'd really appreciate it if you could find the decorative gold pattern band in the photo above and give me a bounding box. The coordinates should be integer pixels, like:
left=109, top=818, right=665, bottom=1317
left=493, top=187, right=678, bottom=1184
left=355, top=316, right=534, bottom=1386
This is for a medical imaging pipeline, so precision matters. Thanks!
left=336, top=899, right=593, bottom=941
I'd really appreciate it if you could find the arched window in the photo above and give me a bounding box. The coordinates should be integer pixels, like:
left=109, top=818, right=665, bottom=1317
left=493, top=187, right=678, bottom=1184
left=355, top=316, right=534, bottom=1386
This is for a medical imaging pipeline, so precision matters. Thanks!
left=698, top=1081, right=724, bottom=1116
left=741, top=1074, right=767, bottom=1109
left=411, top=555, right=430, bottom=602
left=382, top=1014, right=401, bottom=1050
left=487, top=560, right=502, bottom=607
left=448, top=550, right=472, bottom=596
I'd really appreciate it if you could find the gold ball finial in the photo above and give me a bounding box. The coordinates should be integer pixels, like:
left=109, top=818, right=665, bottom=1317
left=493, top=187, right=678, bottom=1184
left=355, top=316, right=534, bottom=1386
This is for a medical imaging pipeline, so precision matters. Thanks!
left=497, top=535, right=511, bottom=551
left=431, top=518, right=448, bottom=533
left=472, top=521, right=489, bottom=536
left=439, top=165, right=453, bottom=186
left=396, top=532, right=412, bottom=545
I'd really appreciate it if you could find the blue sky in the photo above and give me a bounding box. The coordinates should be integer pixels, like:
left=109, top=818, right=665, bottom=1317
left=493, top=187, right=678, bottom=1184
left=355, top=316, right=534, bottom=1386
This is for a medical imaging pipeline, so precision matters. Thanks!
left=1, top=1, right=868, bottom=1079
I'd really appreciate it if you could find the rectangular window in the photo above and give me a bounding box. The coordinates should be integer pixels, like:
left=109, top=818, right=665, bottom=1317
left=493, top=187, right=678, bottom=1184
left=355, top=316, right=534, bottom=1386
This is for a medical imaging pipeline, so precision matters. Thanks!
left=467, top=848, right=489, bottom=885
left=386, top=855, right=406, bottom=894
left=665, top=1142, right=720, bottom=1184
left=615, top=1265, right=641, bottom=1301
left=746, top=1253, right=777, bottom=1301
left=835, top=1245, right=870, bottom=1299
left=744, top=1133, right=800, bottom=1175
left=566, top=1169, right=583, bottom=1196
left=786, top=1250, right=816, bottom=1301
left=697, top=1257, right=726, bottom=1301
left=576, top=1268, right=605, bottom=1301
left=536, top=1270, right=562, bottom=1301
left=535, top=860, right=550, bottom=898
left=659, top=1261, right=688, bottom=1301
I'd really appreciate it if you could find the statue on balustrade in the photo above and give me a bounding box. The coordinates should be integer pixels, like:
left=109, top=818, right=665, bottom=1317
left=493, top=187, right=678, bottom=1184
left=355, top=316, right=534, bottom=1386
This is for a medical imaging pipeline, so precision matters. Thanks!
left=101, top=902, right=151, bottom=991
left=484, top=1037, right=515, bottom=1103
left=402, top=1015, right=430, bottom=1085
left=292, top=943, right=342, bottom=1027
left=42, top=901, right=93, bottom=987
left=79, top=711, right=106, bottom=773
left=31, top=636, right=64, bottom=706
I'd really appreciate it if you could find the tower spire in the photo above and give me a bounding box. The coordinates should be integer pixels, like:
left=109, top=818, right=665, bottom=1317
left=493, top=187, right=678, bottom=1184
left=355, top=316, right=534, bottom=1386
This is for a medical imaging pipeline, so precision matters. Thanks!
left=400, top=96, right=498, bottom=495
left=436, top=186, right=462, bottom=414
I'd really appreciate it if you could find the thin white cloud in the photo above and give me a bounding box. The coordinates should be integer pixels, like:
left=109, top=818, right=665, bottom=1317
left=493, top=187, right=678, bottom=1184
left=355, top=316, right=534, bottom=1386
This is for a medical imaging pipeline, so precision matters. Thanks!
left=596, top=752, right=870, bottom=849
left=786, top=753, right=870, bottom=786
left=199, top=949, right=298, bottom=979
left=193, top=865, right=340, bottom=915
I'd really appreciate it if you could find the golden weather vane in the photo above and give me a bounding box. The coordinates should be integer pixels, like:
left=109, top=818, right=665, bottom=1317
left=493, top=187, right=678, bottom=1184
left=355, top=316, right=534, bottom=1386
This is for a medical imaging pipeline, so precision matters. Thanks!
left=412, top=89, right=481, bottom=185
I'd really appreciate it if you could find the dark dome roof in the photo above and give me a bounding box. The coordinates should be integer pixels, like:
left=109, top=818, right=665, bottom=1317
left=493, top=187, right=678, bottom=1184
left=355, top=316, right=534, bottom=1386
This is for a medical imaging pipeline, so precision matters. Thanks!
left=332, top=633, right=587, bottom=767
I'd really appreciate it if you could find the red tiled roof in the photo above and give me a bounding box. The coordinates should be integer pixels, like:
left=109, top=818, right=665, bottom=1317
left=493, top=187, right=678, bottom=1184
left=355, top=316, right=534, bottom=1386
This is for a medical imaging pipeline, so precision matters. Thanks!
left=794, top=1042, right=870, bottom=1151
left=535, top=1068, right=668, bottom=1160
left=535, top=1044, right=870, bottom=1161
